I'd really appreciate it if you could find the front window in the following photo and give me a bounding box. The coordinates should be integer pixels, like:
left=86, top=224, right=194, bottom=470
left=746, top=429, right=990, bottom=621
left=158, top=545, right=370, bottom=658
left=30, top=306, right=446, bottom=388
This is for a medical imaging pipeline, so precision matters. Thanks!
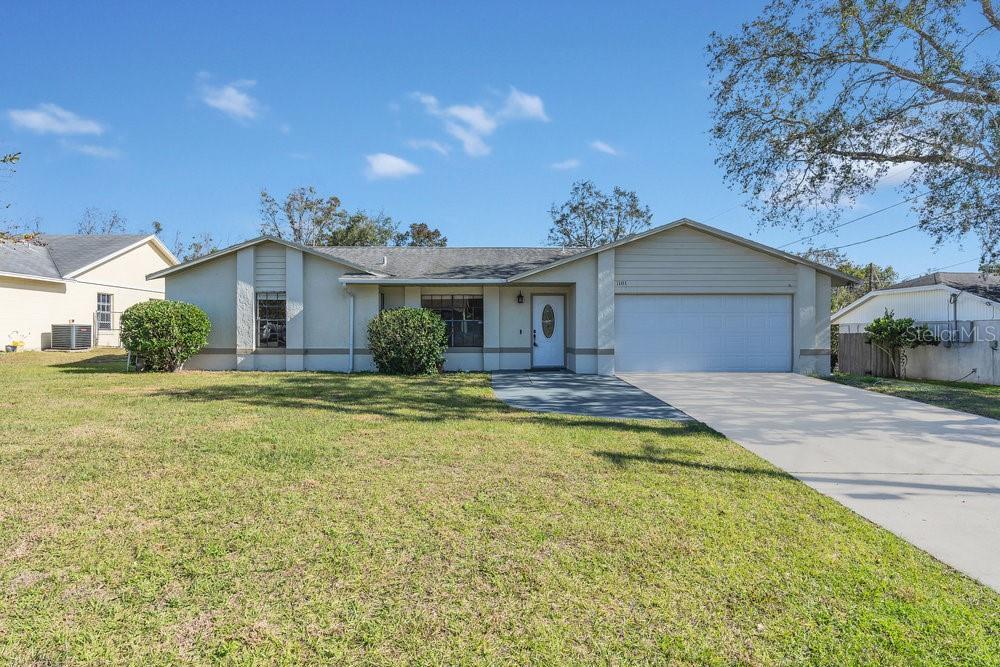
left=421, top=295, right=484, bottom=347
left=96, top=293, right=113, bottom=330
left=256, top=291, right=286, bottom=348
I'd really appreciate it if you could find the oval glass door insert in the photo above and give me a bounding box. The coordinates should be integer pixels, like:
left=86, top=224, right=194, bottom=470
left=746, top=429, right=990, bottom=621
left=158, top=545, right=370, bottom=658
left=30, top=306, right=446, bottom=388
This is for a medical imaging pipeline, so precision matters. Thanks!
left=541, top=304, right=555, bottom=338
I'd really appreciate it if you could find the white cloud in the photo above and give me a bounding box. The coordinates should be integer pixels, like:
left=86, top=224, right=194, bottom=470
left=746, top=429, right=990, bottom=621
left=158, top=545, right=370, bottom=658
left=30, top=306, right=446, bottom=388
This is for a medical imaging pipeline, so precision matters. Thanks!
left=444, top=121, right=491, bottom=157
left=278, top=123, right=291, bottom=135
left=65, top=142, right=121, bottom=159
left=411, top=87, right=548, bottom=157
left=8, top=103, right=103, bottom=135
left=590, top=140, right=619, bottom=156
left=365, top=153, right=421, bottom=180
left=550, top=158, right=580, bottom=170
left=498, top=87, right=549, bottom=122
left=407, top=139, right=450, bottom=156
left=444, top=104, right=497, bottom=135
left=198, top=75, right=260, bottom=121
left=878, top=161, right=918, bottom=186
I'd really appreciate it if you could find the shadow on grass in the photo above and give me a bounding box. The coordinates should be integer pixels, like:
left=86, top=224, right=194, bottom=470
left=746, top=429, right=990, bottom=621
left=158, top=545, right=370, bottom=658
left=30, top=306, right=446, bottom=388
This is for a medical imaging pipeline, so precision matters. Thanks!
left=593, top=444, right=789, bottom=479
left=52, top=355, right=717, bottom=437
left=53, top=353, right=129, bottom=373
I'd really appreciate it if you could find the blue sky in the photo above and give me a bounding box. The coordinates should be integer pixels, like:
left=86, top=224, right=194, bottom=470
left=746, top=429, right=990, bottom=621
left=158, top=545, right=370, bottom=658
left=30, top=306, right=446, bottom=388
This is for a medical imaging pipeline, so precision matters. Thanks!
left=0, top=1, right=982, bottom=278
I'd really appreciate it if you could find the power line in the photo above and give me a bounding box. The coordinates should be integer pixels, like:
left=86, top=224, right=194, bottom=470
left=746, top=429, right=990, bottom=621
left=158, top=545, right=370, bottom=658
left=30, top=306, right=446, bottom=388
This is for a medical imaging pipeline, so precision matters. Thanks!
left=778, top=193, right=927, bottom=250
left=811, top=224, right=918, bottom=251
left=929, top=258, right=980, bottom=271
left=809, top=205, right=995, bottom=254
left=703, top=204, right=742, bottom=223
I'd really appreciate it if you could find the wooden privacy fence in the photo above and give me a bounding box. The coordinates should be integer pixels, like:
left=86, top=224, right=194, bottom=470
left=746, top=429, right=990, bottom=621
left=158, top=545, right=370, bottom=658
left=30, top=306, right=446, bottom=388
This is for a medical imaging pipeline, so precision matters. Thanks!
left=837, top=332, right=895, bottom=376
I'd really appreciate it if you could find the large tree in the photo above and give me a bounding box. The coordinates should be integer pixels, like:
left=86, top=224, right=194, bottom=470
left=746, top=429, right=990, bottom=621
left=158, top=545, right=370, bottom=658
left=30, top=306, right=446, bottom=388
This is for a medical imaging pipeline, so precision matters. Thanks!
left=318, top=210, right=398, bottom=246
left=261, top=187, right=447, bottom=247
left=397, top=222, right=447, bottom=247
left=547, top=180, right=653, bottom=247
left=708, top=0, right=1000, bottom=266
left=259, top=186, right=343, bottom=245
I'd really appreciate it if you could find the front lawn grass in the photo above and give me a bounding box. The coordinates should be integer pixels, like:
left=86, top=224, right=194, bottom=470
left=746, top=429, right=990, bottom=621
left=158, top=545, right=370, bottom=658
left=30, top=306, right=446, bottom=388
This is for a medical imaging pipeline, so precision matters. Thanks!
left=2, top=351, right=999, bottom=665
left=829, top=372, right=1000, bottom=420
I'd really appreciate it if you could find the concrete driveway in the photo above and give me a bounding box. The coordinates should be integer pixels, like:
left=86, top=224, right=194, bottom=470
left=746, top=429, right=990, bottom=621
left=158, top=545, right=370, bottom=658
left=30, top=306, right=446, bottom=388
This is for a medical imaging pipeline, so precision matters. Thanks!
left=619, top=372, right=1000, bottom=591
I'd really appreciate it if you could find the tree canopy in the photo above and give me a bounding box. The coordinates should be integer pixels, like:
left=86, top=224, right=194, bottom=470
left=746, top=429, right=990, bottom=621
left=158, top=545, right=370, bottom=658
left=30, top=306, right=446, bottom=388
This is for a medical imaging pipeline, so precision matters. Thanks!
left=260, top=186, right=447, bottom=247
left=259, top=186, right=342, bottom=245
left=547, top=180, right=653, bottom=247
left=800, top=247, right=898, bottom=311
left=708, top=0, right=1000, bottom=266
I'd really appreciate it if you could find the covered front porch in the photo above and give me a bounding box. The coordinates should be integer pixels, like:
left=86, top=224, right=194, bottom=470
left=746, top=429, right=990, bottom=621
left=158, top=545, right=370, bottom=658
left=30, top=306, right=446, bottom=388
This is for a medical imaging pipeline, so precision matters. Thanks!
left=364, top=282, right=602, bottom=373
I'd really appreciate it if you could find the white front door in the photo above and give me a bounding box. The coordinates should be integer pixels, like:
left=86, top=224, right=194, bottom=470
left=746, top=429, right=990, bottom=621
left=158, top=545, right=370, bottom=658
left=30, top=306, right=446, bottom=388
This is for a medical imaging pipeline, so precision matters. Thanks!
left=532, top=295, right=565, bottom=368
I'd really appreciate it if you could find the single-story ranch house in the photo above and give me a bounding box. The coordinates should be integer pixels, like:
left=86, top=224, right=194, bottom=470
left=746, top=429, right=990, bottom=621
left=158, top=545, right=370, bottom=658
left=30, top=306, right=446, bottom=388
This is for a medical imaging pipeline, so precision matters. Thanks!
left=1, top=234, right=177, bottom=350
left=149, top=218, right=856, bottom=375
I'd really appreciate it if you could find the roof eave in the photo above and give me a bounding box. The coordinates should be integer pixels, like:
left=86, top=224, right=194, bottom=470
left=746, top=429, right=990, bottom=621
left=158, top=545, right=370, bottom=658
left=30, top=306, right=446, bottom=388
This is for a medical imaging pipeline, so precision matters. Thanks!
left=340, top=277, right=507, bottom=285
left=147, top=236, right=384, bottom=281
left=830, top=284, right=955, bottom=323
left=0, top=270, right=67, bottom=284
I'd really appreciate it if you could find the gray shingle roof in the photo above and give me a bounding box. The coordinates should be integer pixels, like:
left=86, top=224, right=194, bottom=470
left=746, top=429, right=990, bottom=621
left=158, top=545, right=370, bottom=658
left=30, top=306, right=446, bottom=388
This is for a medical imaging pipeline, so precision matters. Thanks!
left=41, top=234, right=148, bottom=276
left=890, top=272, right=1000, bottom=302
left=313, top=246, right=586, bottom=279
left=0, top=234, right=148, bottom=279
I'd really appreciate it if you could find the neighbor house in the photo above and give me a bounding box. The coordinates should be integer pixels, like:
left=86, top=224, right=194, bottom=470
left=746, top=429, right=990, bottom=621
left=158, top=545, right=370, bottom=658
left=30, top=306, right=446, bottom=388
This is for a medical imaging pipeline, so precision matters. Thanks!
left=832, top=272, right=1000, bottom=384
left=0, top=234, right=178, bottom=350
left=151, top=219, right=855, bottom=375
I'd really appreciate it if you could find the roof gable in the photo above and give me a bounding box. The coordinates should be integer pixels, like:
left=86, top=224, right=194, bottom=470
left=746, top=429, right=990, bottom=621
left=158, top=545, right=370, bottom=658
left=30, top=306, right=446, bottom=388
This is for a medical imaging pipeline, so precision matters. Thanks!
left=0, top=234, right=174, bottom=281
left=832, top=272, right=1000, bottom=323
left=507, top=218, right=860, bottom=285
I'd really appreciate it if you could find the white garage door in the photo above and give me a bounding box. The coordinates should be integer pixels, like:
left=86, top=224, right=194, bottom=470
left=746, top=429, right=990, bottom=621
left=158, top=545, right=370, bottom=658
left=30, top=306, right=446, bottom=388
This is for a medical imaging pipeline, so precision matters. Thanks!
left=615, top=294, right=792, bottom=372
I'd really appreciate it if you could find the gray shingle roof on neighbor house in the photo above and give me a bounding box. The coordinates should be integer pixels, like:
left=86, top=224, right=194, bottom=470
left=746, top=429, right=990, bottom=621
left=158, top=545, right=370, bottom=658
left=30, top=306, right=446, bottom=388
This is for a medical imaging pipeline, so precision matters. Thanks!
left=314, top=246, right=587, bottom=280
left=0, top=234, right=149, bottom=279
left=890, top=272, right=1000, bottom=302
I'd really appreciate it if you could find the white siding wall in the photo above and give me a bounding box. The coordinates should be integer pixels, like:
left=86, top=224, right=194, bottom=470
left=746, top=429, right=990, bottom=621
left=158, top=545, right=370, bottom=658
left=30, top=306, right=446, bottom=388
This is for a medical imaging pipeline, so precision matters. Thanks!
left=614, top=226, right=797, bottom=294
left=835, top=287, right=1000, bottom=326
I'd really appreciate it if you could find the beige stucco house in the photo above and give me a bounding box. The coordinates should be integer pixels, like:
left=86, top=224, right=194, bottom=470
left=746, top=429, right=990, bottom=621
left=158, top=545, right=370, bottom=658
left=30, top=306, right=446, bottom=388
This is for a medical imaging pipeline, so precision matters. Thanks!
left=150, top=219, right=855, bottom=375
left=0, top=234, right=177, bottom=350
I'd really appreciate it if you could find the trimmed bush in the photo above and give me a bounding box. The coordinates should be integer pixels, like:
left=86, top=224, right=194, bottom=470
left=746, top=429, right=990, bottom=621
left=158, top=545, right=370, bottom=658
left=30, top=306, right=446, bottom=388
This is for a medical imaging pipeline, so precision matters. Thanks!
left=367, top=307, right=447, bottom=374
left=120, top=300, right=211, bottom=372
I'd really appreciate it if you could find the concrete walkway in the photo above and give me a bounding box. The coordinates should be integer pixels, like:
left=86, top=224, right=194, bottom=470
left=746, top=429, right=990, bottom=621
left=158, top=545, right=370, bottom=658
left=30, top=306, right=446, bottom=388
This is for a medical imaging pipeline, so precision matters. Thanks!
left=491, top=371, right=690, bottom=421
left=619, top=372, right=1000, bottom=591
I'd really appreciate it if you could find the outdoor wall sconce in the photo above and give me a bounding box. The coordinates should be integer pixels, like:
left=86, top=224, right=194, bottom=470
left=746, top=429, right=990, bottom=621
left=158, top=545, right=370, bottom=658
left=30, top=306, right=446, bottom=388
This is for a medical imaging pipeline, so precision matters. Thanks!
left=516, top=291, right=524, bottom=304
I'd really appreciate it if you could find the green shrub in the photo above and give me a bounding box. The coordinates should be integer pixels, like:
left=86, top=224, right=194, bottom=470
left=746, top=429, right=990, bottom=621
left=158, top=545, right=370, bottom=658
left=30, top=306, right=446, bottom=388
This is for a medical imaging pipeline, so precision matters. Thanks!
left=865, top=309, right=938, bottom=378
left=120, top=300, right=211, bottom=372
left=367, top=307, right=447, bottom=374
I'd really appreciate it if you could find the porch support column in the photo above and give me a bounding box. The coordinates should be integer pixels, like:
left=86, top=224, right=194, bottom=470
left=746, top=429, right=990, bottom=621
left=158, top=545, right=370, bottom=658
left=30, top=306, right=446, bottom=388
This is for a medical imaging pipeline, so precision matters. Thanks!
left=235, top=246, right=256, bottom=371
left=793, top=265, right=817, bottom=374
left=353, top=284, right=380, bottom=371
left=285, top=247, right=305, bottom=371
left=597, top=249, right=615, bottom=376
left=483, top=285, right=500, bottom=371
left=404, top=286, right=421, bottom=308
